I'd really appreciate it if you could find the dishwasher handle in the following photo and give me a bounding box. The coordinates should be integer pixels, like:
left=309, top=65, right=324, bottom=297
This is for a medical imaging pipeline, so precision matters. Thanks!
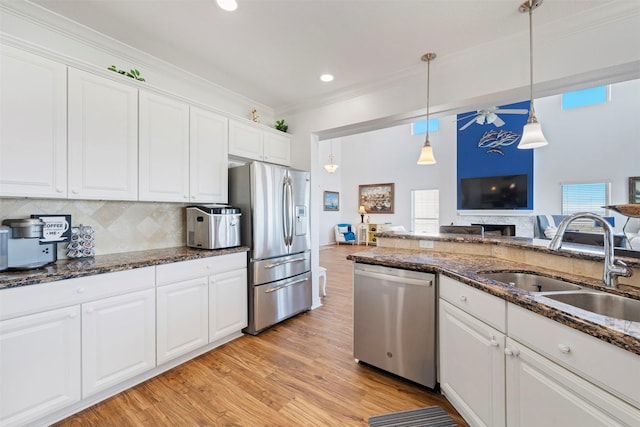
left=355, top=268, right=433, bottom=287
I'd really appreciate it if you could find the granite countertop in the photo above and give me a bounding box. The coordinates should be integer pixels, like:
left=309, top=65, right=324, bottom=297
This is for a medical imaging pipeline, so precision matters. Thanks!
left=0, top=246, right=250, bottom=290
left=347, top=247, right=640, bottom=356
left=376, top=231, right=640, bottom=267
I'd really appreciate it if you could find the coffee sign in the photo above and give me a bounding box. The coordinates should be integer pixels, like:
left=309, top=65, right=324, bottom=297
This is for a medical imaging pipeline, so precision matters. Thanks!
left=31, top=214, right=72, bottom=243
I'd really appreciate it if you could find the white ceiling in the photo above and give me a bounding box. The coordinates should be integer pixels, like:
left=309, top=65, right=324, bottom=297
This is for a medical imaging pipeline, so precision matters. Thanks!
left=29, top=0, right=613, bottom=111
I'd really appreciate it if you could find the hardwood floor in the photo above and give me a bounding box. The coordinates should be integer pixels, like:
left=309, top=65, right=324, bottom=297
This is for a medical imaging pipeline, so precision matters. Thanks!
left=55, top=244, right=467, bottom=426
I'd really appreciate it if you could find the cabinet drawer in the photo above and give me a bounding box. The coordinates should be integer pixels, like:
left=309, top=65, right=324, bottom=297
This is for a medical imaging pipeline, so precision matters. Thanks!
left=156, top=252, right=246, bottom=285
left=0, top=267, right=155, bottom=321
left=508, top=303, right=640, bottom=408
left=440, top=275, right=506, bottom=332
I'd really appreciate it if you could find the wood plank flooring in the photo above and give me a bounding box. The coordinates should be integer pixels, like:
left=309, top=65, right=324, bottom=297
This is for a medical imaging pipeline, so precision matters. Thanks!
left=54, top=244, right=468, bottom=426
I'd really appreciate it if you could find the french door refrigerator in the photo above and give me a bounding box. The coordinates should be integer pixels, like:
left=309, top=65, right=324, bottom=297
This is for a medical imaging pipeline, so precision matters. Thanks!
left=229, top=161, right=311, bottom=335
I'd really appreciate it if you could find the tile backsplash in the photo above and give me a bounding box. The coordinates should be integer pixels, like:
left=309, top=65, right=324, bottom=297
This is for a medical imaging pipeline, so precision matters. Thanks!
left=0, top=198, right=186, bottom=255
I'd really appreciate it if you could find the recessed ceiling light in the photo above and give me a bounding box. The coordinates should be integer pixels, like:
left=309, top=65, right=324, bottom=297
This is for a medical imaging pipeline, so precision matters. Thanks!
left=217, top=0, right=237, bottom=12
left=320, top=74, right=334, bottom=82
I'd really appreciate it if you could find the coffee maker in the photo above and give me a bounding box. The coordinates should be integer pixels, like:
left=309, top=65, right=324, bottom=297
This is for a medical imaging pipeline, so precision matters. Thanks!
left=1, top=218, right=57, bottom=270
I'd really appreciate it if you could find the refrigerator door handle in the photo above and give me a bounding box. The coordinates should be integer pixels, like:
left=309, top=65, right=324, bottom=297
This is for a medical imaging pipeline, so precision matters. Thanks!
left=283, top=174, right=294, bottom=246
left=265, top=277, right=309, bottom=293
left=263, top=256, right=307, bottom=269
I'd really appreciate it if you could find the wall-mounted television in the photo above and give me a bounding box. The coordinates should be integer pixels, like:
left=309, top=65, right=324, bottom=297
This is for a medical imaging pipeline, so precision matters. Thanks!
left=460, top=174, right=529, bottom=210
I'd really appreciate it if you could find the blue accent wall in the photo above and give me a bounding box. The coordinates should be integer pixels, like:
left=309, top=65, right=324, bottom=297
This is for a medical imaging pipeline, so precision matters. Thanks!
left=456, top=100, right=534, bottom=210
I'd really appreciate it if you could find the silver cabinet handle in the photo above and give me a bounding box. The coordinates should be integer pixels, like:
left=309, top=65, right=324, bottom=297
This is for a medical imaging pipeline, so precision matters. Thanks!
left=264, top=257, right=307, bottom=269
left=266, top=277, right=308, bottom=293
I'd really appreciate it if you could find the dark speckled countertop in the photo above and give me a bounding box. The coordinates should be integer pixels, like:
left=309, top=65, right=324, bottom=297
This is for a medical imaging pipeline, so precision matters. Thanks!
left=347, top=247, right=640, bottom=356
left=0, top=246, right=249, bottom=290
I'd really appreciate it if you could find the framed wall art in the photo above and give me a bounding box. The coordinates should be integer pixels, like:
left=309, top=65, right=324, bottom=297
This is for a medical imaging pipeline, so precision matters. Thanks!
left=323, top=191, right=340, bottom=211
left=358, top=183, right=394, bottom=213
left=630, top=176, right=640, bottom=204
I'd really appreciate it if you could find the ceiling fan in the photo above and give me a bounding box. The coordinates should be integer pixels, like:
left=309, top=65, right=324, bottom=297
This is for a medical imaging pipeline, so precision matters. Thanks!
left=458, top=107, right=528, bottom=131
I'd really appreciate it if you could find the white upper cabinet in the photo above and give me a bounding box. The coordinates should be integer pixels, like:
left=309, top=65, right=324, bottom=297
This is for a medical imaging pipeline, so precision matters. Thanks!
left=139, top=91, right=190, bottom=202
left=68, top=68, right=138, bottom=200
left=263, top=131, right=291, bottom=166
left=190, top=107, right=228, bottom=203
left=228, top=119, right=264, bottom=161
left=0, top=46, right=67, bottom=198
left=228, top=119, right=291, bottom=166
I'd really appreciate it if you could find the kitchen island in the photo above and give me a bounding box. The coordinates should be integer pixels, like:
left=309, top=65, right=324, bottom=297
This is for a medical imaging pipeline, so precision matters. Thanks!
left=348, top=232, right=640, bottom=426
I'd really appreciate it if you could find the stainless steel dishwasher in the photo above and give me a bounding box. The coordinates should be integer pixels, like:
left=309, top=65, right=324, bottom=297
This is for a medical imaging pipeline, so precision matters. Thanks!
left=353, top=263, right=436, bottom=388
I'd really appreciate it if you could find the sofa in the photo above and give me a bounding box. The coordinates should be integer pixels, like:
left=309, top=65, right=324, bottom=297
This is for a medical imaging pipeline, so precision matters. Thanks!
left=534, top=215, right=628, bottom=248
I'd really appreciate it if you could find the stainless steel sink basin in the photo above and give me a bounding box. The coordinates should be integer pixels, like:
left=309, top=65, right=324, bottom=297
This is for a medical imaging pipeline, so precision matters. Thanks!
left=543, top=292, right=640, bottom=322
left=480, top=271, right=583, bottom=293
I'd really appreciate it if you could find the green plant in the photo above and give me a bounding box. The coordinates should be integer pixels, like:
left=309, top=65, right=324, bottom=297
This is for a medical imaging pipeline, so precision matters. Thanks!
left=275, top=119, right=288, bottom=133
left=108, top=65, right=146, bottom=82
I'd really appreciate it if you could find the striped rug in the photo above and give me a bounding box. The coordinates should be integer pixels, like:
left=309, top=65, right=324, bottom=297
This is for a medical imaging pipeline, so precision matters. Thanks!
left=368, top=406, right=458, bottom=427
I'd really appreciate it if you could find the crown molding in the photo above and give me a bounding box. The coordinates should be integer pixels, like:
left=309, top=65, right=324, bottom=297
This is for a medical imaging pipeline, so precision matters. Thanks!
left=0, top=1, right=273, bottom=115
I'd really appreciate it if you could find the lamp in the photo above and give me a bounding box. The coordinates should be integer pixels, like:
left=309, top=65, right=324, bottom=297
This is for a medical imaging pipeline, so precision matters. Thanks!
left=323, top=140, right=339, bottom=174
left=417, top=53, right=437, bottom=165
left=518, top=0, right=548, bottom=149
left=359, top=206, right=367, bottom=223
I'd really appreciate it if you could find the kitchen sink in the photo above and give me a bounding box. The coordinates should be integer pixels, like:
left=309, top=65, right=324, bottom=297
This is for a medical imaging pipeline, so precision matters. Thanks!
left=543, top=292, right=640, bottom=322
left=480, top=271, right=583, bottom=293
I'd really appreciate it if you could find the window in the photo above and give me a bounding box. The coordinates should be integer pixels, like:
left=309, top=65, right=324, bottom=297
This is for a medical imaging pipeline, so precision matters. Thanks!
left=411, top=118, right=439, bottom=135
left=561, top=182, right=609, bottom=229
left=412, top=189, right=439, bottom=233
left=562, top=85, right=607, bottom=109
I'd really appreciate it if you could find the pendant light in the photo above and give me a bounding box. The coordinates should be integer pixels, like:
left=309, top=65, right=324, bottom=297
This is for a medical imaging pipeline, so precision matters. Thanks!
left=417, top=53, right=437, bottom=165
left=518, top=0, right=548, bottom=149
left=324, top=140, right=339, bottom=173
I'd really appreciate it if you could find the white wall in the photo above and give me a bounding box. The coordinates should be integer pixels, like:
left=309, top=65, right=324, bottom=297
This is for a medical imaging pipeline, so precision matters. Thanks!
left=315, top=79, right=640, bottom=245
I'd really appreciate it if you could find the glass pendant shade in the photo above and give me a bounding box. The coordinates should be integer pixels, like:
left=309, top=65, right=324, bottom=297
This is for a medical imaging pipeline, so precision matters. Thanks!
left=518, top=117, right=548, bottom=149
left=417, top=138, right=436, bottom=165
left=323, top=161, right=339, bottom=173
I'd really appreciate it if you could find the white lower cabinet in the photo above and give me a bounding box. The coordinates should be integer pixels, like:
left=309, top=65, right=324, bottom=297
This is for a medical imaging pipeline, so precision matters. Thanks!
left=505, top=337, right=640, bottom=427
left=209, top=267, right=248, bottom=342
left=0, top=306, right=81, bottom=427
left=156, top=277, right=209, bottom=364
left=156, top=252, right=248, bottom=347
left=82, top=288, right=156, bottom=397
left=439, top=275, right=640, bottom=427
left=439, top=299, right=506, bottom=427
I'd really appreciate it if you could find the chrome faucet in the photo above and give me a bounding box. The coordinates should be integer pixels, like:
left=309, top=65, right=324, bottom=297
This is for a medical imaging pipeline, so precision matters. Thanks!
left=548, top=212, right=632, bottom=288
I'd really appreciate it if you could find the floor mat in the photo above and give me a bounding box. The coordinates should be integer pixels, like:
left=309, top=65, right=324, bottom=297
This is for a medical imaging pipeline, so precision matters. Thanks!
left=368, top=406, right=458, bottom=427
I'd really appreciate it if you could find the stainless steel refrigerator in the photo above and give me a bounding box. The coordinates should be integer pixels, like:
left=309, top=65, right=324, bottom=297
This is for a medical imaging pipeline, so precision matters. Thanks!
left=229, top=161, right=311, bottom=335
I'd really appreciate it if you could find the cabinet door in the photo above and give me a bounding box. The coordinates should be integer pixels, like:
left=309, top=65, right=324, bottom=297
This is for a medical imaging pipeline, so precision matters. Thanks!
left=263, top=131, right=291, bottom=166
left=190, top=107, right=228, bottom=203
left=0, top=46, right=67, bottom=198
left=157, top=277, right=209, bottom=364
left=505, top=338, right=640, bottom=426
left=68, top=68, right=138, bottom=200
left=139, top=91, right=190, bottom=202
left=228, top=119, right=263, bottom=161
left=439, top=299, right=506, bottom=427
left=209, top=268, right=247, bottom=342
left=0, top=306, right=80, bottom=426
left=82, top=289, right=155, bottom=397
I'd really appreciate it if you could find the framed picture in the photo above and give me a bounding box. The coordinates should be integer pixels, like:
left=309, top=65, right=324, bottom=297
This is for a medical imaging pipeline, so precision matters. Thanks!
left=323, top=191, right=339, bottom=211
left=630, top=176, right=640, bottom=204
left=359, top=183, right=394, bottom=213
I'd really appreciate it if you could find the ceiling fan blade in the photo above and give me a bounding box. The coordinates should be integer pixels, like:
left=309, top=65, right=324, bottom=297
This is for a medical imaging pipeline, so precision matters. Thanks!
left=459, top=117, right=477, bottom=131
left=492, top=115, right=505, bottom=127
left=495, top=109, right=528, bottom=114
left=456, top=112, right=479, bottom=122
